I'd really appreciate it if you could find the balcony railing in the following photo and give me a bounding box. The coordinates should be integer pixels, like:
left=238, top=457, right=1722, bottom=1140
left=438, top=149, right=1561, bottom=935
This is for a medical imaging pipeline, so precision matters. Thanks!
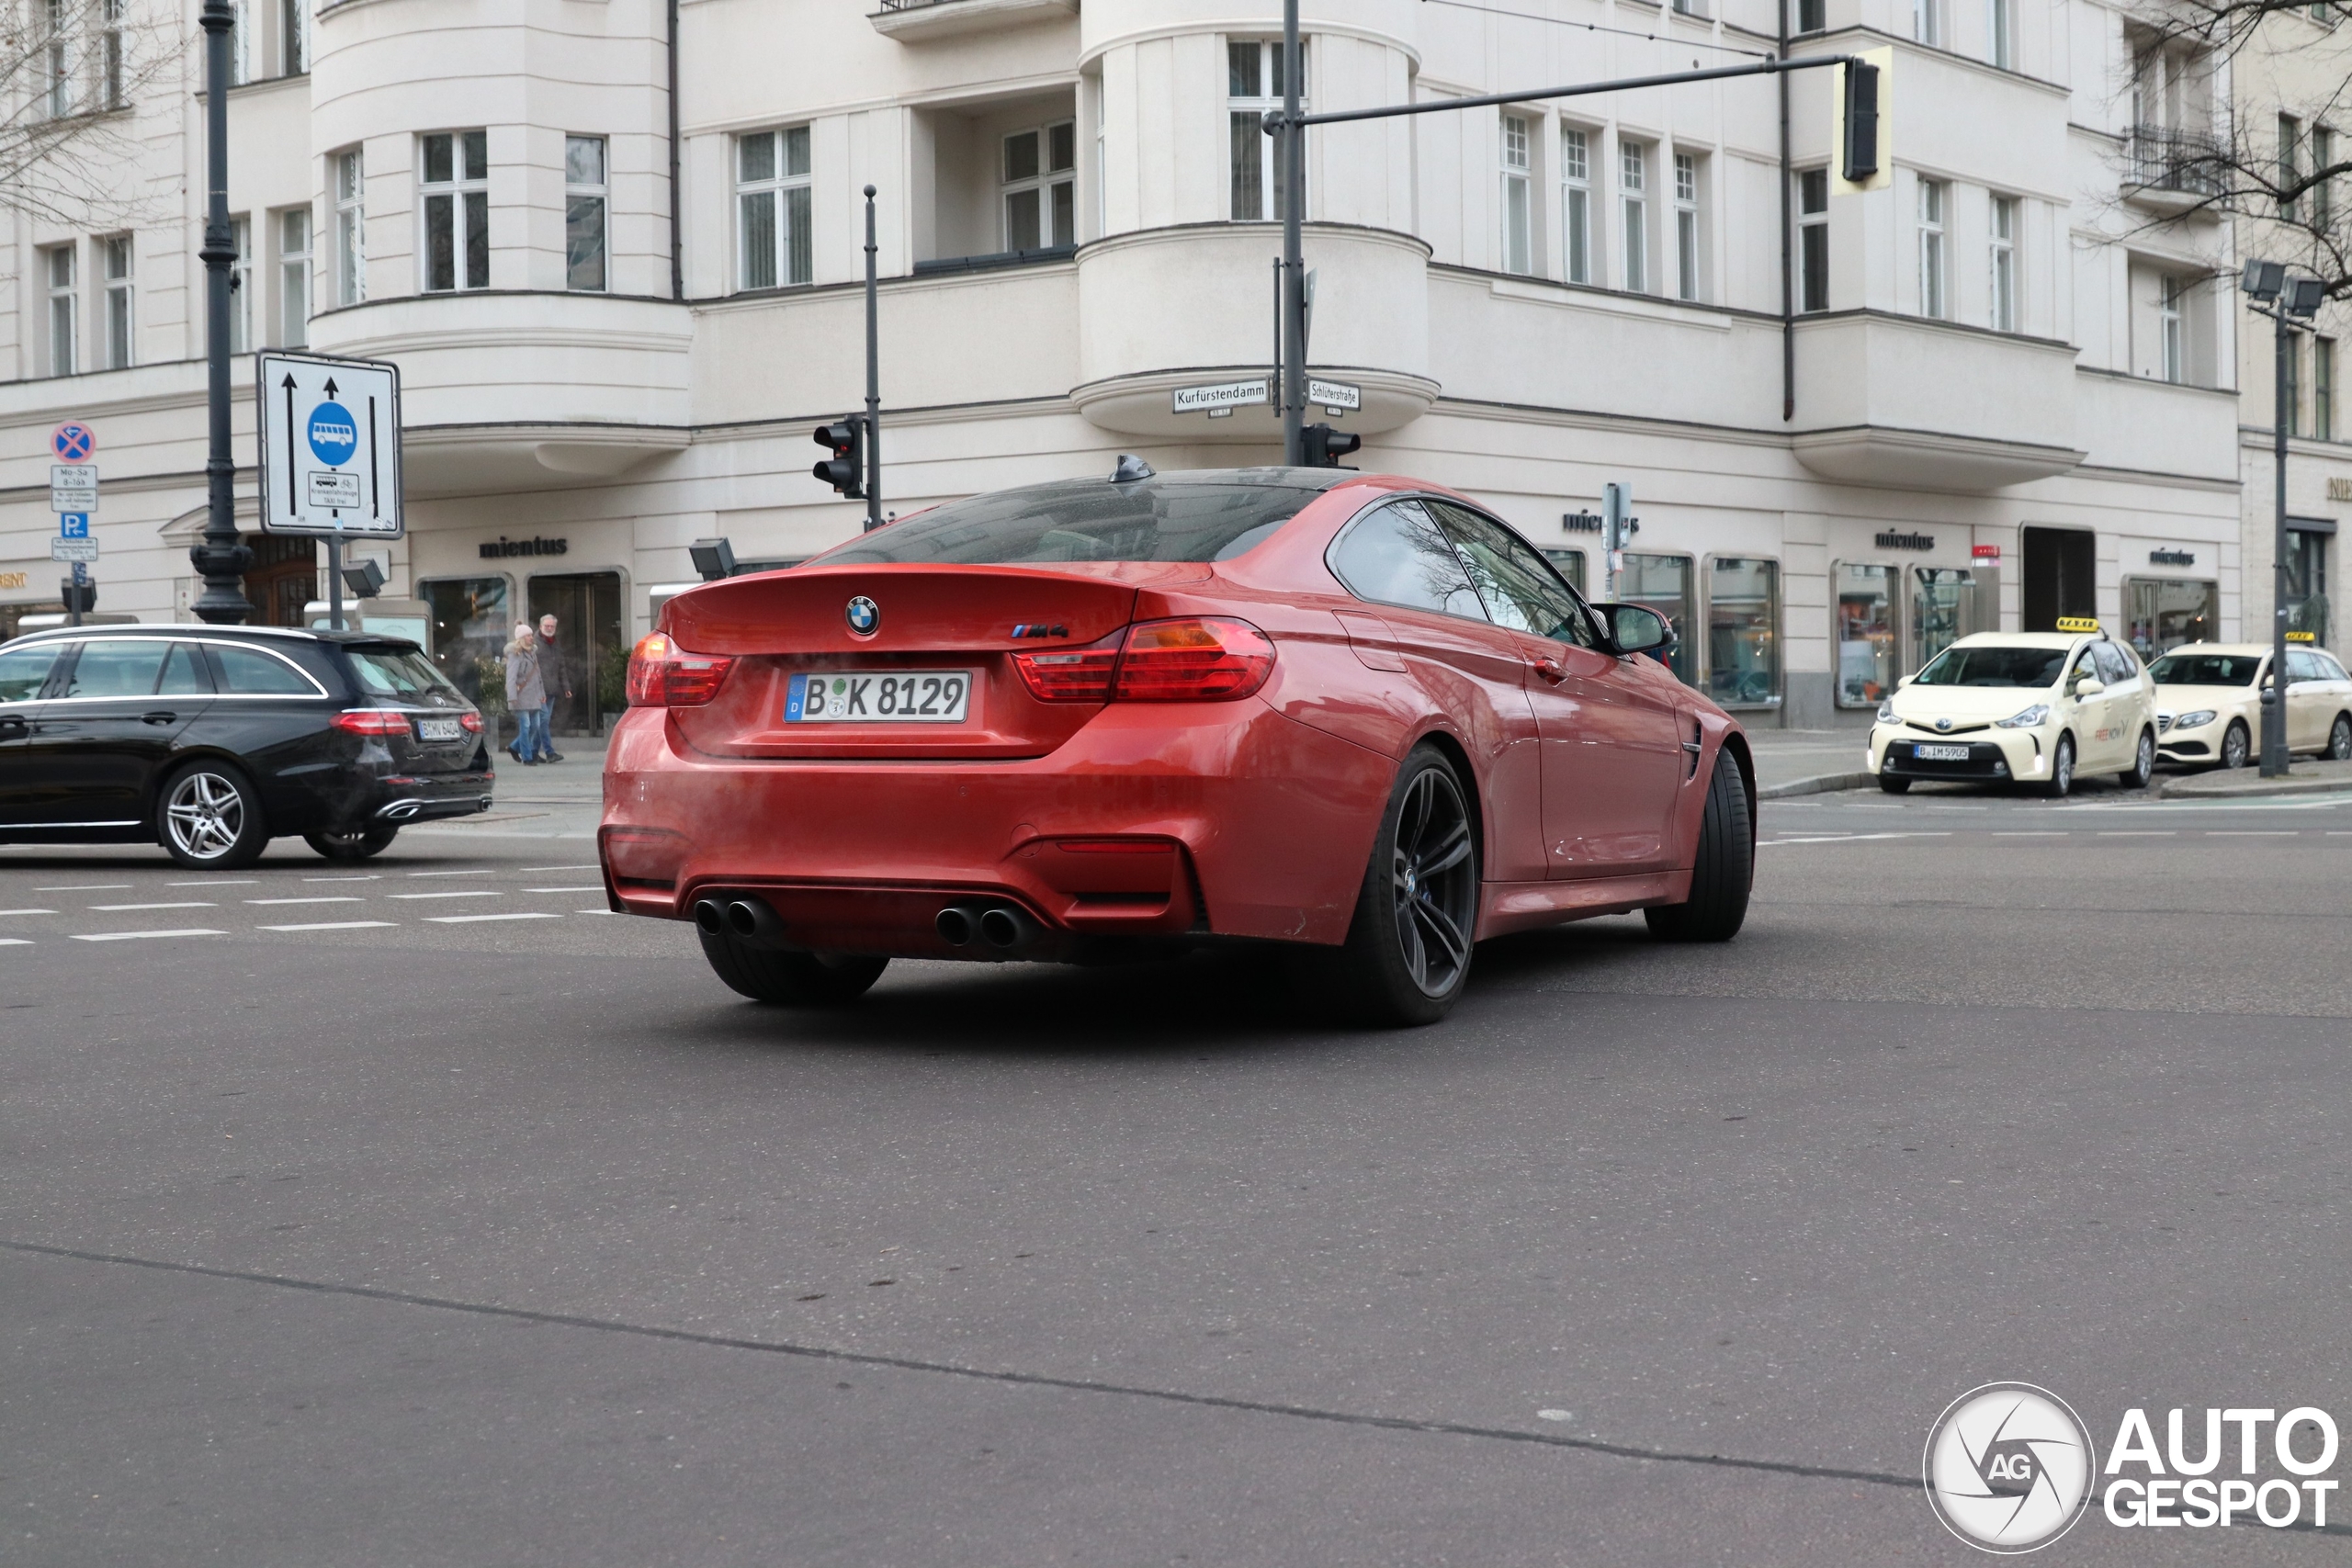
left=2126, top=124, right=2223, bottom=197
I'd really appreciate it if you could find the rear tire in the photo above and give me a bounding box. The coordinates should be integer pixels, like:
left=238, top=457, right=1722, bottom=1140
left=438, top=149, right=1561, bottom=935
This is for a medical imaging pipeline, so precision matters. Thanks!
left=1645, top=751, right=1754, bottom=942
left=698, top=929, right=888, bottom=1006
left=2037, top=734, right=2075, bottom=798
left=157, top=761, right=270, bottom=870
left=1877, top=775, right=1912, bottom=795
left=2329, top=714, right=2352, bottom=761
left=1317, top=746, right=1481, bottom=1028
left=2221, top=720, right=2251, bottom=771
left=2119, top=728, right=2155, bottom=789
left=305, top=826, right=398, bottom=862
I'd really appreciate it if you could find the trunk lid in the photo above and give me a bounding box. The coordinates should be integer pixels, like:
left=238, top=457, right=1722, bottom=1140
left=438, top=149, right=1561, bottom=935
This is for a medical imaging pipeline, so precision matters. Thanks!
left=662, top=563, right=1197, bottom=760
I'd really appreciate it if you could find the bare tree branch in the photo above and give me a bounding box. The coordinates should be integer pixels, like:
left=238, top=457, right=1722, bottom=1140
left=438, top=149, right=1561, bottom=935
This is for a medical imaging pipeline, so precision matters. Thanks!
left=0, top=0, right=187, bottom=227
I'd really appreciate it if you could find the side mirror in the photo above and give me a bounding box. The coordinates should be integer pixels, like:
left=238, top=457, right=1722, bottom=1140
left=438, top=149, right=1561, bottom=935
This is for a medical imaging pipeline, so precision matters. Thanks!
left=2073, top=676, right=2106, bottom=698
left=1596, top=603, right=1672, bottom=656
left=1895, top=673, right=1912, bottom=689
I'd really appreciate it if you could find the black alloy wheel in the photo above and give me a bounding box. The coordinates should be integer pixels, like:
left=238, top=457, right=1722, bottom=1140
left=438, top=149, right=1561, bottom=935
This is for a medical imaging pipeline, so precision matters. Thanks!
left=2222, top=720, right=2252, bottom=770
left=2120, top=728, right=2155, bottom=789
left=1646, top=751, right=1754, bottom=942
left=2038, top=734, right=2075, bottom=798
left=305, top=826, right=400, bottom=863
left=2330, top=714, right=2352, bottom=761
left=158, top=761, right=270, bottom=870
left=1322, top=747, right=1480, bottom=1027
left=699, top=928, right=889, bottom=1006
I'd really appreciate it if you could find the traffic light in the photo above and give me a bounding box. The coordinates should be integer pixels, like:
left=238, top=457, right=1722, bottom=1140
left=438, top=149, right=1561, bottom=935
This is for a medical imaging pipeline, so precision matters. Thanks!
left=61, top=579, right=97, bottom=615
left=1840, top=60, right=1881, bottom=184
left=813, top=418, right=865, bottom=499
left=1302, top=423, right=1362, bottom=468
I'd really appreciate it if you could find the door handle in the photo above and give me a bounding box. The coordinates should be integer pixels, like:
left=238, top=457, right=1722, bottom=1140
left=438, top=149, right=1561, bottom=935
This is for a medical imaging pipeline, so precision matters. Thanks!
left=1531, top=658, right=1569, bottom=683
left=141, top=711, right=177, bottom=726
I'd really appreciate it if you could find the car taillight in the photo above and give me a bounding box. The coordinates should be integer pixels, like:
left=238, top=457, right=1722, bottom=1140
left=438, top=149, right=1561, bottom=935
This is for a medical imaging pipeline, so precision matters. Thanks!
left=1114, top=617, right=1275, bottom=702
left=459, top=712, right=484, bottom=732
left=1012, top=630, right=1123, bottom=703
left=626, top=632, right=735, bottom=707
left=331, top=709, right=411, bottom=736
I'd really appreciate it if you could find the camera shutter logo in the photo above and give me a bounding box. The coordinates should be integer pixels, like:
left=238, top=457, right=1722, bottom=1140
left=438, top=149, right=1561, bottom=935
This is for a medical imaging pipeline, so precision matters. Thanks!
left=1924, top=1382, right=2097, bottom=1552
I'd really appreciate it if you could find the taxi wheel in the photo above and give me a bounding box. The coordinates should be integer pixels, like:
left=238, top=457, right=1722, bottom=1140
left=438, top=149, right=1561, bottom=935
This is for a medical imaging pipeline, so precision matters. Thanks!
left=2221, top=721, right=2251, bottom=770
left=2329, top=715, right=2352, bottom=761
left=2119, top=728, right=2155, bottom=789
left=1645, top=753, right=1753, bottom=942
left=1877, top=775, right=1912, bottom=795
left=698, top=930, right=888, bottom=1006
left=2037, top=735, right=2075, bottom=799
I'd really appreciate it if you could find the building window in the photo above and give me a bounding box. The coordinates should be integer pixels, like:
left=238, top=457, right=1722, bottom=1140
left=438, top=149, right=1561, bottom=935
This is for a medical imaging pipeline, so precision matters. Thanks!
left=1674, top=150, right=1701, bottom=302
left=1671, top=0, right=1706, bottom=17
left=2159, top=275, right=2185, bottom=384
left=283, top=0, right=309, bottom=73
left=44, top=0, right=71, bottom=118
left=565, top=134, right=607, bottom=291
left=1562, top=126, right=1593, bottom=285
left=1708, top=558, right=1780, bottom=707
left=2281, top=114, right=2301, bottom=220
left=1797, top=168, right=1829, bottom=312
left=737, top=127, right=811, bottom=290
left=2287, top=332, right=2303, bottom=434
left=2315, top=126, right=2336, bottom=230
left=1501, top=114, right=1532, bottom=275
left=1838, top=562, right=1897, bottom=707
left=278, top=206, right=311, bottom=348
left=1621, top=140, right=1648, bottom=293
left=1917, top=177, right=1946, bottom=318
left=1622, top=553, right=1694, bottom=685
left=1003, top=122, right=1076, bottom=252
left=334, top=147, right=364, bottom=305
left=1228, top=39, right=1305, bottom=222
left=1915, top=0, right=1943, bottom=47
left=44, top=244, right=75, bottom=377
left=2125, top=578, right=2218, bottom=656
left=228, top=0, right=250, bottom=85
left=101, top=0, right=125, bottom=107
left=230, top=215, right=253, bottom=355
left=1989, top=195, right=2016, bottom=332
left=1796, top=0, right=1826, bottom=30
left=2319, top=337, right=2336, bottom=439
left=1543, top=548, right=1586, bottom=592
left=1912, top=567, right=1982, bottom=670
left=1988, top=0, right=2014, bottom=69
left=101, top=234, right=131, bottom=369
left=420, top=130, right=489, bottom=292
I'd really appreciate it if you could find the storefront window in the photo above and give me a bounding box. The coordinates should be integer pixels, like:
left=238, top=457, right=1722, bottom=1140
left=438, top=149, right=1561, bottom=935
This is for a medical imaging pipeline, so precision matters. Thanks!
left=1620, top=553, right=1694, bottom=684
left=421, top=575, right=514, bottom=711
left=1542, top=547, right=1586, bottom=592
left=1911, top=568, right=1979, bottom=671
left=1707, top=558, right=1779, bottom=707
left=2286, top=527, right=2332, bottom=644
left=1837, top=562, right=1897, bottom=707
left=2124, top=578, right=2217, bottom=657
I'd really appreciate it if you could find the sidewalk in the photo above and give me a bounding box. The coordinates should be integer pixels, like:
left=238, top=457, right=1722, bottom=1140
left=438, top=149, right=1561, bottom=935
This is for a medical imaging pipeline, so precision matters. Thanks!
left=1742, top=728, right=1874, bottom=798
left=2159, top=755, right=2352, bottom=798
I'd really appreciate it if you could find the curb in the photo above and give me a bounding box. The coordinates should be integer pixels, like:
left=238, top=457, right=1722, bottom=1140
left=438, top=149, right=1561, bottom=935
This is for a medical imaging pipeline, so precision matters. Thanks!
left=1758, top=772, right=1879, bottom=801
left=2157, top=773, right=2352, bottom=801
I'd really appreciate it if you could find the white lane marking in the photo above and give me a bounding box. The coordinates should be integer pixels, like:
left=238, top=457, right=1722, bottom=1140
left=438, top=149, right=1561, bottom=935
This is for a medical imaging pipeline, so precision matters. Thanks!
left=0, top=908, right=58, bottom=917
left=258, top=920, right=399, bottom=932
left=1991, top=831, right=2067, bottom=837
left=1758, top=832, right=1954, bottom=847
left=168, top=879, right=259, bottom=887
left=89, top=901, right=217, bottom=911
left=523, top=864, right=599, bottom=872
left=524, top=886, right=605, bottom=893
left=245, top=897, right=364, bottom=906
left=36, top=884, right=130, bottom=892
left=70, top=929, right=225, bottom=942
left=387, top=890, right=503, bottom=901
left=2098, top=831, right=2177, bottom=837
left=576, top=908, right=615, bottom=915
left=424, top=912, right=563, bottom=924
left=303, top=875, right=379, bottom=883
left=2205, top=830, right=2298, bottom=837
left=0, top=938, right=31, bottom=946
left=407, top=869, right=495, bottom=878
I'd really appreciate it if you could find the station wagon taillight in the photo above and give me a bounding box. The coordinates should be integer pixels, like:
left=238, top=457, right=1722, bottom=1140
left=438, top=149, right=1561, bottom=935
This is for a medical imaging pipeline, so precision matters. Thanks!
left=331, top=709, right=411, bottom=736
left=627, top=633, right=736, bottom=707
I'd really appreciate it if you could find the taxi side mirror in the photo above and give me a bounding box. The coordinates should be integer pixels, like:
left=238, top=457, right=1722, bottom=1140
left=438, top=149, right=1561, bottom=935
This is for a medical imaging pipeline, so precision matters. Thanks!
left=1895, top=673, right=1912, bottom=689
left=2073, top=676, right=2106, bottom=698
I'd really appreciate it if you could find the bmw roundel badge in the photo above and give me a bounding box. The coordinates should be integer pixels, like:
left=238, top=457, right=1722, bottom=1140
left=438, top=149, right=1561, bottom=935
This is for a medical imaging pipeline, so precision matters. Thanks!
left=845, top=595, right=879, bottom=637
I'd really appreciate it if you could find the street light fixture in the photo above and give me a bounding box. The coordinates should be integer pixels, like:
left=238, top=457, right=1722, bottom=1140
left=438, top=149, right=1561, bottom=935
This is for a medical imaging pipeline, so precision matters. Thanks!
left=2242, top=259, right=2326, bottom=777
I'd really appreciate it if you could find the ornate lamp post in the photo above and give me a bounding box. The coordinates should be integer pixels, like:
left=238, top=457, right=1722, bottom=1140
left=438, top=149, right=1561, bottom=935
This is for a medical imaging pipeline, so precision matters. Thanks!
left=189, top=0, right=252, bottom=623
left=2241, top=260, right=2324, bottom=777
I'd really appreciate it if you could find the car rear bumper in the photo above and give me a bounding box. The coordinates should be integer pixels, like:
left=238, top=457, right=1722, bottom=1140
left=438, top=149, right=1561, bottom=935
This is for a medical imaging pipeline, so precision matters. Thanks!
left=597, top=700, right=1394, bottom=955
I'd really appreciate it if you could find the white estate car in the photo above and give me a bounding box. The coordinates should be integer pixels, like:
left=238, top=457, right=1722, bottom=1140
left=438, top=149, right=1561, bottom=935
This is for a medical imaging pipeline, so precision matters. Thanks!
left=2148, top=640, right=2352, bottom=769
left=1868, top=623, right=2160, bottom=797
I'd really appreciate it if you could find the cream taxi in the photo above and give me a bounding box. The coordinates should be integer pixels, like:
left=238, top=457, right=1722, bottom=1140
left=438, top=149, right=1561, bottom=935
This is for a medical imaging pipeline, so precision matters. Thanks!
left=1867, top=620, right=2160, bottom=796
left=2148, top=637, right=2352, bottom=769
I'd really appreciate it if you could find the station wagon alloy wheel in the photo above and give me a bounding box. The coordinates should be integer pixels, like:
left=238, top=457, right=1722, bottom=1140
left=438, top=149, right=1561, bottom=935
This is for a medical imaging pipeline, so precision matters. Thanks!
left=159, top=764, right=269, bottom=870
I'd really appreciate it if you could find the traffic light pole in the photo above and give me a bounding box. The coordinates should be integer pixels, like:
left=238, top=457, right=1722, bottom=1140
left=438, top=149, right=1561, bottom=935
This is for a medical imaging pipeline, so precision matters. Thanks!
left=2265, top=300, right=2292, bottom=777
left=864, top=185, right=883, bottom=532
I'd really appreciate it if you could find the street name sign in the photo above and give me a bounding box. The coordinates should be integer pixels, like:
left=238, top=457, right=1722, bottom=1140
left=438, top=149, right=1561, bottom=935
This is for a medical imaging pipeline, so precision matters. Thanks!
left=51, top=464, right=97, bottom=512
left=1307, top=378, right=1362, bottom=412
left=51, top=536, right=98, bottom=562
left=256, top=350, right=403, bottom=538
left=1172, top=378, right=1271, bottom=416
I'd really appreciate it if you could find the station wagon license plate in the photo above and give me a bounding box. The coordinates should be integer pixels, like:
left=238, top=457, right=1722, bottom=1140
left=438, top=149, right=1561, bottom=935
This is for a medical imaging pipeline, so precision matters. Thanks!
left=786, top=671, right=975, bottom=724
left=1912, top=743, right=1972, bottom=761
left=414, top=716, right=464, bottom=741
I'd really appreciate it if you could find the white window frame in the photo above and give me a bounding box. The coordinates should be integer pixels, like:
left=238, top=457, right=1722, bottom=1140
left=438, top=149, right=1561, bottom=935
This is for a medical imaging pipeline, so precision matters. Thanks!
left=230, top=214, right=253, bottom=355
left=1796, top=167, right=1829, bottom=312
left=1988, top=0, right=2015, bottom=69
left=1561, top=124, right=1594, bottom=285
left=277, top=205, right=311, bottom=348
left=1674, top=150, right=1701, bottom=302
left=100, top=233, right=131, bottom=369
left=565, top=133, right=608, bottom=292
left=100, top=0, right=124, bottom=107
left=1621, top=139, right=1649, bottom=294
left=1228, top=38, right=1306, bottom=222
left=1915, top=0, right=1944, bottom=47
left=1501, top=113, right=1532, bottom=276
left=334, top=147, right=364, bottom=306
left=2159, top=275, right=2184, bottom=383
left=44, top=243, right=76, bottom=377
left=1917, top=177, right=1946, bottom=318
left=282, top=0, right=310, bottom=74
left=735, top=126, right=812, bottom=291
left=1988, top=194, right=2016, bottom=333
left=228, top=0, right=251, bottom=85
left=418, top=130, right=489, bottom=293
left=1001, top=121, right=1077, bottom=253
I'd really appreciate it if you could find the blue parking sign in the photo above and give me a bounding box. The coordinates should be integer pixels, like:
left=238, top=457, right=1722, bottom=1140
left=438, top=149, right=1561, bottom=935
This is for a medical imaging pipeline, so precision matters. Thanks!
left=60, top=513, right=89, bottom=538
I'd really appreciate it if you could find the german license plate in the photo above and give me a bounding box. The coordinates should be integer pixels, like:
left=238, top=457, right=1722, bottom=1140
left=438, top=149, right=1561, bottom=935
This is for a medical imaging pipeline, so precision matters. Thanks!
left=1913, top=743, right=1971, bottom=761
left=415, top=716, right=463, bottom=741
left=786, top=671, right=975, bottom=724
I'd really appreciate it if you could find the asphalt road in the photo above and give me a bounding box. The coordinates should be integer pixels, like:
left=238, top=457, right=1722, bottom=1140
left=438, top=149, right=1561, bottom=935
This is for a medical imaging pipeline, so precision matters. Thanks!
left=5, top=779, right=2349, bottom=1565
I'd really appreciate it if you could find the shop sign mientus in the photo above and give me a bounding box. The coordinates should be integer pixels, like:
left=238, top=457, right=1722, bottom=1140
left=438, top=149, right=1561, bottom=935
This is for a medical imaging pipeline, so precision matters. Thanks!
left=2149, top=548, right=2197, bottom=567
left=1875, top=530, right=1935, bottom=550
left=481, top=536, right=570, bottom=559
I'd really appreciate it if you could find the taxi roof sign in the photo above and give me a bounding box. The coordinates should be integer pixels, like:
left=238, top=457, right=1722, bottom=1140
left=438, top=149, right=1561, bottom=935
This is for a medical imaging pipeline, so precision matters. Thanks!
left=2286, top=630, right=2317, bottom=643
left=2054, top=616, right=2101, bottom=634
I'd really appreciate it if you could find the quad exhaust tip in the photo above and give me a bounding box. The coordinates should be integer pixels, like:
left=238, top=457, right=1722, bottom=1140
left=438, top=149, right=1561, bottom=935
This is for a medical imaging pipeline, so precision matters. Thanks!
left=691, top=897, right=728, bottom=937
left=935, top=904, right=983, bottom=946
left=935, top=902, right=1041, bottom=950
left=978, top=905, right=1039, bottom=950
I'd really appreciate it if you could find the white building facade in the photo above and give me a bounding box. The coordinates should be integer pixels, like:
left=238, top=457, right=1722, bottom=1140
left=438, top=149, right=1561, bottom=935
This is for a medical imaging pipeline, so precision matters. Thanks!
left=1, top=0, right=2244, bottom=729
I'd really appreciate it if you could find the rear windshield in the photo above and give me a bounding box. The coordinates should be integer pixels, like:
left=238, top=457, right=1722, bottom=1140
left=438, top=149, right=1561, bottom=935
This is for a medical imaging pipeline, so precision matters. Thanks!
left=815, top=471, right=1340, bottom=566
left=345, top=645, right=469, bottom=704
left=1912, top=646, right=2070, bottom=688
left=2147, top=652, right=2263, bottom=686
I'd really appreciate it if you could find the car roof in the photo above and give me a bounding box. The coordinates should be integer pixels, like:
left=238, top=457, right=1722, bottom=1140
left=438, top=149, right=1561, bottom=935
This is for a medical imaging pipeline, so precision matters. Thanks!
left=2154, top=642, right=2300, bottom=659
left=2, top=623, right=402, bottom=652
left=1946, top=632, right=2087, bottom=650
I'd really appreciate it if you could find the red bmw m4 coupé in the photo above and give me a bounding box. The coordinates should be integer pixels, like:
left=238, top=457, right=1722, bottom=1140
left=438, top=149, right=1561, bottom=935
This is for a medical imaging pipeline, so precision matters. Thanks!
left=600, top=462, right=1753, bottom=1025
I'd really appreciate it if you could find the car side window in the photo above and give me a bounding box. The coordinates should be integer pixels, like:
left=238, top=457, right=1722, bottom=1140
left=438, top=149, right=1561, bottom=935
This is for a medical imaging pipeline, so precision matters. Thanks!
left=2286, top=649, right=2323, bottom=682
left=2070, top=648, right=2098, bottom=683
left=159, top=643, right=215, bottom=696
left=1424, top=501, right=1599, bottom=648
left=62, top=640, right=170, bottom=699
left=0, top=644, right=61, bottom=703
left=1328, top=501, right=1489, bottom=622
left=2320, top=653, right=2351, bottom=682
left=2092, top=641, right=2132, bottom=683
left=206, top=644, right=316, bottom=695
